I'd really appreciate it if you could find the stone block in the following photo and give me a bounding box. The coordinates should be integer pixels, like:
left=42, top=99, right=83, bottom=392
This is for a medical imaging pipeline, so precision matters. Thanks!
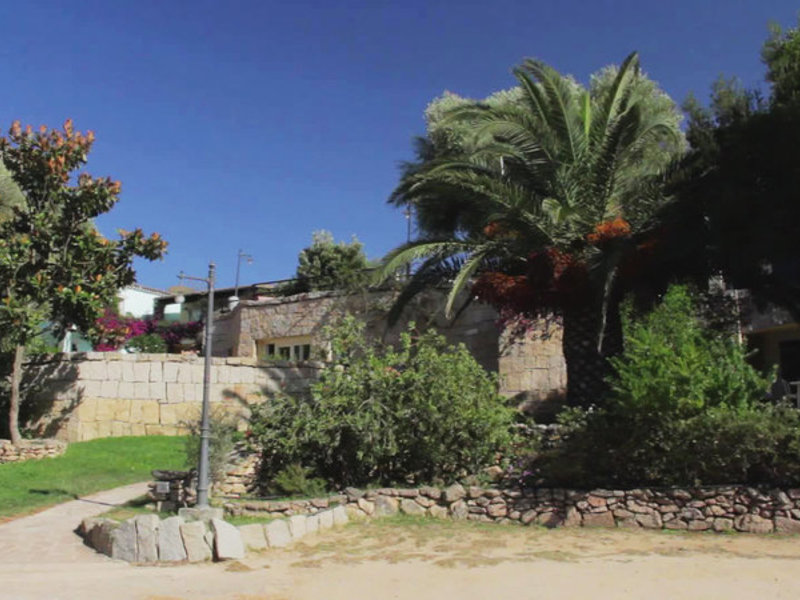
left=118, top=381, right=135, bottom=399
left=429, top=504, right=448, bottom=520
left=288, top=515, right=307, bottom=539
left=158, top=516, right=187, bottom=562
left=132, top=362, right=150, bottom=382
left=178, top=364, right=193, bottom=384
left=211, top=518, right=245, bottom=560
left=134, top=514, right=160, bottom=563
left=164, top=361, right=179, bottom=382
left=265, top=519, right=292, bottom=548
left=76, top=397, right=98, bottom=421
left=735, top=514, right=774, bottom=534
left=443, top=483, right=466, bottom=502
left=166, top=382, right=183, bottom=403
left=111, top=421, right=131, bottom=437
left=107, top=361, right=122, bottom=381
left=149, top=362, right=163, bottom=382
left=112, top=398, right=131, bottom=421
left=319, top=509, right=335, bottom=529
left=357, top=498, right=375, bottom=515
left=180, top=520, right=212, bottom=562
left=635, top=512, right=662, bottom=529
left=100, top=380, right=119, bottom=398
left=774, top=517, right=800, bottom=534
left=239, top=523, right=268, bottom=551
left=400, top=498, right=426, bottom=516
left=305, top=514, right=320, bottom=534
left=179, top=507, right=224, bottom=522
left=96, top=421, right=112, bottom=438
left=149, top=382, right=165, bottom=400
left=582, top=511, right=615, bottom=528
left=122, top=361, right=136, bottom=382
left=79, top=360, right=107, bottom=381
left=374, top=496, right=399, bottom=517
left=91, top=519, right=118, bottom=556
left=713, top=518, right=734, bottom=532
left=450, top=499, right=468, bottom=520
left=140, top=400, right=160, bottom=424
left=111, top=519, right=138, bottom=562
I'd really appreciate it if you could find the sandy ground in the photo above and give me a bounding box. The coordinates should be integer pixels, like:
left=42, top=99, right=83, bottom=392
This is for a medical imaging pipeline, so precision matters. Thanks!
left=2, top=487, right=800, bottom=600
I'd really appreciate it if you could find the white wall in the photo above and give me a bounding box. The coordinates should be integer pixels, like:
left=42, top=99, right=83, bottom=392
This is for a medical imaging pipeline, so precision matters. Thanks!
left=118, top=286, right=164, bottom=318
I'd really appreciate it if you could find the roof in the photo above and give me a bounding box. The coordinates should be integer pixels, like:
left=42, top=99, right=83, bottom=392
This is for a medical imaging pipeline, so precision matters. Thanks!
left=125, top=283, right=170, bottom=296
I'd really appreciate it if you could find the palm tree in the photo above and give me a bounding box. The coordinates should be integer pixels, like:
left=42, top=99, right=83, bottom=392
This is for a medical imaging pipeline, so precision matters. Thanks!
left=376, top=53, right=685, bottom=407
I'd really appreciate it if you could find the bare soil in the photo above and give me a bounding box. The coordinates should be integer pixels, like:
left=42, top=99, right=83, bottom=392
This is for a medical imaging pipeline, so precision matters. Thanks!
left=3, top=491, right=800, bottom=600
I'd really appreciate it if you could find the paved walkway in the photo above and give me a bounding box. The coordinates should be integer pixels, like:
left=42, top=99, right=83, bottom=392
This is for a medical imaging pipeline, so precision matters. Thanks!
left=0, top=481, right=148, bottom=564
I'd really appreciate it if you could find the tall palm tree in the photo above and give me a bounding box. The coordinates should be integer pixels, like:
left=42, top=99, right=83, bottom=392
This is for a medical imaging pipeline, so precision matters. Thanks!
left=376, top=53, right=685, bottom=407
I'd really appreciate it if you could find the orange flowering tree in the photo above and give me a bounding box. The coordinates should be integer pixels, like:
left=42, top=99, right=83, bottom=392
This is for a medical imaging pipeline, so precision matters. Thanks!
left=0, top=119, right=166, bottom=443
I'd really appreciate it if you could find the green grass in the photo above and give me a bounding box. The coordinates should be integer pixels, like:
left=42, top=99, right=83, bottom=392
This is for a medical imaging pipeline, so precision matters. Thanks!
left=0, top=436, right=188, bottom=519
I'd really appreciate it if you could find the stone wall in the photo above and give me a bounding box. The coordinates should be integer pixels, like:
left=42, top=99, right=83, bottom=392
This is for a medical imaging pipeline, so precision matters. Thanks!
left=0, top=438, right=67, bottom=463
left=223, top=483, right=800, bottom=534
left=23, top=353, right=324, bottom=442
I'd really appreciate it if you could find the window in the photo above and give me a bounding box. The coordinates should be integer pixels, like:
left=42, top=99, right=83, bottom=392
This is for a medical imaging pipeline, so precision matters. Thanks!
left=257, top=335, right=313, bottom=361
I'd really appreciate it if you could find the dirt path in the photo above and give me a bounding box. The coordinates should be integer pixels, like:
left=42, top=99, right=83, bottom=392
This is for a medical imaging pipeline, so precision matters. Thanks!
left=3, top=499, right=800, bottom=600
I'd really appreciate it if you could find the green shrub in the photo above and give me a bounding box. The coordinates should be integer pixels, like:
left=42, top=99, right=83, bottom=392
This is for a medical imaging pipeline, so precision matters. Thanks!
left=531, top=285, right=796, bottom=487
left=126, top=333, right=167, bottom=354
left=184, top=409, right=239, bottom=484
left=270, top=463, right=328, bottom=497
left=250, top=315, right=514, bottom=488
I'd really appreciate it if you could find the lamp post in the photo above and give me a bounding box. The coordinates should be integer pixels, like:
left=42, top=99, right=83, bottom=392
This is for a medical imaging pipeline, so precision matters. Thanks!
left=178, top=262, right=216, bottom=508
left=233, top=249, right=253, bottom=300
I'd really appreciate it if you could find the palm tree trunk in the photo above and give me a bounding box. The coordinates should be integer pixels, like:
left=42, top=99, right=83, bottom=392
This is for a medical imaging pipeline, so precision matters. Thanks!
left=8, top=344, right=25, bottom=445
left=562, top=303, right=623, bottom=408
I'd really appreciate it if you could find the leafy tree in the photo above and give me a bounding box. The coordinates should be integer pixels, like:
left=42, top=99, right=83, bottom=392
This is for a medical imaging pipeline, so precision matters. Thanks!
left=673, top=19, right=800, bottom=318
left=280, top=230, right=369, bottom=295
left=0, top=119, right=166, bottom=443
left=377, top=53, right=685, bottom=407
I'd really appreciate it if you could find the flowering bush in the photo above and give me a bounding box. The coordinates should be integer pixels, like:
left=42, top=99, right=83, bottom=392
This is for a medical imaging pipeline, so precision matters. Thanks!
left=92, top=308, right=201, bottom=353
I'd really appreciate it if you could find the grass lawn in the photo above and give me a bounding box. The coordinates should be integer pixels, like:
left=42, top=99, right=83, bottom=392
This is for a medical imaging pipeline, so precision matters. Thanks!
left=0, top=436, right=188, bottom=519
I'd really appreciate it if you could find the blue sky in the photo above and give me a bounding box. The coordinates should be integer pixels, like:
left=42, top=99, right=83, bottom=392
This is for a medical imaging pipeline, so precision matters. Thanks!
left=0, top=1, right=797, bottom=291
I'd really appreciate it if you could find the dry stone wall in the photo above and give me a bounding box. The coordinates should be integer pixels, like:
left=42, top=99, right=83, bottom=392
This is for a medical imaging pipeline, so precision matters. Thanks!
left=24, top=353, right=324, bottom=442
left=224, top=484, right=800, bottom=534
left=0, top=438, right=67, bottom=463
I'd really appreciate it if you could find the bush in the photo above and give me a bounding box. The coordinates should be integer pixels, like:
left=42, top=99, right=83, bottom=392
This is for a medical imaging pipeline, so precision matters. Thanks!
left=531, top=285, right=796, bottom=487
left=250, top=315, right=514, bottom=488
left=126, top=333, right=167, bottom=353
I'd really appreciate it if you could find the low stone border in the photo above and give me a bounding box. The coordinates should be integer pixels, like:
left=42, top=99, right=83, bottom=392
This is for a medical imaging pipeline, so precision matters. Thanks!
left=79, top=505, right=349, bottom=564
left=0, top=439, right=67, bottom=464
left=224, top=484, right=800, bottom=534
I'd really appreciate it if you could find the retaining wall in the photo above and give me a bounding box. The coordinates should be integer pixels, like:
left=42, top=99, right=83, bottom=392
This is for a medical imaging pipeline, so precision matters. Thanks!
left=0, top=438, right=67, bottom=463
left=223, top=483, right=800, bottom=534
left=23, top=353, right=324, bottom=442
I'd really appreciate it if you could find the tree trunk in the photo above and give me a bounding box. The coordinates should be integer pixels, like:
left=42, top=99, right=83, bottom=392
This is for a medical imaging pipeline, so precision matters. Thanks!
left=8, top=344, right=25, bottom=445
left=562, top=303, right=623, bottom=409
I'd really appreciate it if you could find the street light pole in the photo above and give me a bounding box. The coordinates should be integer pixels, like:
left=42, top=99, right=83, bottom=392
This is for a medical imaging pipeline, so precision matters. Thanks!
left=233, top=249, right=253, bottom=300
left=178, top=262, right=216, bottom=508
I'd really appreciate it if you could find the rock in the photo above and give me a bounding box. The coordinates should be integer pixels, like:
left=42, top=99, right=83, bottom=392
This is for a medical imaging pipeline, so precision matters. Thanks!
left=612, top=509, right=634, bottom=519
left=664, top=519, right=688, bottom=530
left=735, top=514, right=774, bottom=534
left=487, top=503, right=508, bottom=518
left=180, top=521, right=212, bottom=563
left=415, top=496, right=435, bottom=508
left=536, top=512, right=560, bottom=528
left=306, top=514, right=320, bottom=534
left=450, top=499, right=468, bottom=520
left=319, top=509, right=335, bottom=529
left=288, top=515, right=307, bottom=539
left=520, top=510, right=537, bottom=525
left=111, top=519, right=138, bottom=562
left=238, top=523, right=268, bottom=551
left=332, top=505, right=349, bottom=525
left=397, top=488, right=419, bottom=498
left=178, top=506, right=224, bottom=522
left=419, top=486, right=441, bottom=499
left=563, top=507, right=582, bottom=528
left=134, top=514, right=160, bottom=563
left=635, top=512, right=662, bottom=529
left=400, top=498, right=426, bottom=516
left=617, top=518, right=640, bottom=529
left=468, top=486, right=484, bottom=499
left=705, top=505, right=727, bottom=517
left=774, top=517, right=800, bottom=534
left=712, top=518, right=734, bottom=532
left=429, top=504, right=448, bottom=519
left=211, top=518, right=245, bottom=561
left=374, top=496, right=399, bottom=517
left=443, top=483, right=466, bottom=503
left=158, top=516, right=188, bottom=562
left=345, top=505, right=367, bottom=521
left=357, top=498, right=375, bottom=515
left=582, top=512, right=615, bottom=528
left=90, top=519, right=118, bottom=556
left=344, top=487, right=364, bottom=501
left=484, top=465, right=505, bottom=481
left=586, top=495, right=606, bottom=508
left=687, top=520, right=711, bottom=531
left=265, top=519, right=292, bottom=548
